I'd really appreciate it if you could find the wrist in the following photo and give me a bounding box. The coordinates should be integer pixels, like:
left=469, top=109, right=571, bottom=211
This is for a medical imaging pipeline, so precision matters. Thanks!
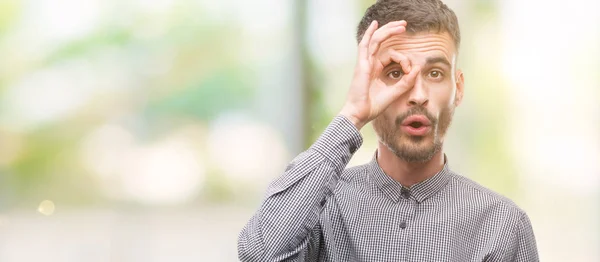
left=338, top=109, right=366, bottom=130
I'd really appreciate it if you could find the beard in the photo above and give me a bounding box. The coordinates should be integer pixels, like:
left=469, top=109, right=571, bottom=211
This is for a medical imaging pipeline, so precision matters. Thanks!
left=373, top=105, right=454, bottom=163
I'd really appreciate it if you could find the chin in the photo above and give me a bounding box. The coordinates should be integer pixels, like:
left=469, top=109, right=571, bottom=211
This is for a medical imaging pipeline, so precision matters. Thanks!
left=388, top=135, right=441, bottom=163
left=401, top=132, right=434, bottom=145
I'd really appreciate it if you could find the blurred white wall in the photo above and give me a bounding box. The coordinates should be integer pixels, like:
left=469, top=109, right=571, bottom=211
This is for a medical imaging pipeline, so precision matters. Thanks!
left=501, top=0, right=600, bottom=260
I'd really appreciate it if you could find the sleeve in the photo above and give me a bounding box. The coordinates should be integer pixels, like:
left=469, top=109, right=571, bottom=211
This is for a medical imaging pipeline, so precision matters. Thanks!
left=513, top=212, right=539, bottom=262
left=237, top=116, right=363, bottom=262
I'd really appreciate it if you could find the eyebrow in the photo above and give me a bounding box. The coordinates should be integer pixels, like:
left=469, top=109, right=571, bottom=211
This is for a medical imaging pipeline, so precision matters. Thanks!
left=426, top=56, right=452, bottom=68
left=383, top=56, right=452, bottom=71
left=383, top=61, right=401, bottom=70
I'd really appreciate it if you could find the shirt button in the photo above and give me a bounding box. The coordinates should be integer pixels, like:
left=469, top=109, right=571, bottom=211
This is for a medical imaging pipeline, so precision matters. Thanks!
left=349, top=144, right=358, bottom=153
left=285, top=162, right=295, bottom=172
left=399, top=221, right=407, bottom=229
left=400, top=187, right=410, bottom=199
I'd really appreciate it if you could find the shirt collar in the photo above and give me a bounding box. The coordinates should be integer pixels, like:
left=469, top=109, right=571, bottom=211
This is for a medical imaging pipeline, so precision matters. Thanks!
left=368, top=151, right=452, bottom=203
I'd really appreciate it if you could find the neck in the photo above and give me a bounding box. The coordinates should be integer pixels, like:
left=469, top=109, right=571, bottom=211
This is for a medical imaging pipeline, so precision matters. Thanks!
left=376, top=143, right=445, bottom=187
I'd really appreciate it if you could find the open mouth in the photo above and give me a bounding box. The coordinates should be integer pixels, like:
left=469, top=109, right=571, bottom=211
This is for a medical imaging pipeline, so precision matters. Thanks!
left=408, top=121, right=424, bottom=128
left=401, top=115, right=431, bottom=128
left=401, top=115, right=432, bottom=136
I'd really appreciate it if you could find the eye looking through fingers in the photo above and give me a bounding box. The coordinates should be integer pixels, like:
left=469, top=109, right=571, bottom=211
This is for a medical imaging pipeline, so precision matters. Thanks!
left=385, top=66, right=405, bottom=80
left=379, top=49, right=412, bottom=82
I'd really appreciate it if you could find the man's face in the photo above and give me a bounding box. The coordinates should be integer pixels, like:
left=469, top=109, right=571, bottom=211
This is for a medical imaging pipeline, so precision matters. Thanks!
left=372, top=31, right=464, bottom=162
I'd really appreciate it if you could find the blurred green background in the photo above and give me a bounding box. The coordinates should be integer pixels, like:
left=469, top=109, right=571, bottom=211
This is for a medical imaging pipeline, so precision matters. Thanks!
left=0, top=0, right=598, bottom=261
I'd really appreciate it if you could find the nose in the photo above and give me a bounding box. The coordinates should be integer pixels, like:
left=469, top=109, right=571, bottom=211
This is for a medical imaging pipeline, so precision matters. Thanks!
left=407, top=75, right=428, bottom=107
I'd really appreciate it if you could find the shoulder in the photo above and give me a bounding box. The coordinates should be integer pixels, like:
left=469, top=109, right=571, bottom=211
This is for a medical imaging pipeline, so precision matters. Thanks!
left=446, top=172, right=528, bottom=220
left=337, top=164, right=370, bottom=186
left=332, top=163, right=373, bottom=193
left=341, top=164, right=368, bottom=178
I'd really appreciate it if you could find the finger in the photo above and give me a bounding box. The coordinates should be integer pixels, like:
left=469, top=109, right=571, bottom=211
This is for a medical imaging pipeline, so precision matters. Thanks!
left=371, top=65, right=419, bottom=113
left=369, top=26, right=406, bottom=59
left=372, top=50, right=410, bottom=78
left=358, top=20, right=378, bottom=61
left=391, top=65, right=421, bottom=94
left=368, top=21, right=407, bottom=57
left=388, top=50, right=412, bottom=73
left=368, top=21, right=406, bottom=51
left=370, top=59, right=385, bottom=80
left=374, top=66, right=420, bottom=108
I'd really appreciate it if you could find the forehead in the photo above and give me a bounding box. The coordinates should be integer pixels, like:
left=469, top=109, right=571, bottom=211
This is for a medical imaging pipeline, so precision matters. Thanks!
left=378, top=31, right=457, bottom=66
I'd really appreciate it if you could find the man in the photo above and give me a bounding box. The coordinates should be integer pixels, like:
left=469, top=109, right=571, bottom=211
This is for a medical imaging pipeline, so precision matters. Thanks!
left=238, top=0, right=539, bottom=261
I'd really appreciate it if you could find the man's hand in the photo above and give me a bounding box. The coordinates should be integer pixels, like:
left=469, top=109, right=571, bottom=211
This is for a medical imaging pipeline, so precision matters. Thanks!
left=339, top=20, right=421, bottom=130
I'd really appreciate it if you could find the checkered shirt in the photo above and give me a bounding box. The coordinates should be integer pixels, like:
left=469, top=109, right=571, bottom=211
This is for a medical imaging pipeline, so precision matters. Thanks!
left=238, top=116, right=539, bottom=262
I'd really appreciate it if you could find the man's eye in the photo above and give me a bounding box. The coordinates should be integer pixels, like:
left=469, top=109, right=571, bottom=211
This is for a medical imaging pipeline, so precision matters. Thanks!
left=429, top=70, right=443, bottom=78
left=387, top=70, right=403, bottom=79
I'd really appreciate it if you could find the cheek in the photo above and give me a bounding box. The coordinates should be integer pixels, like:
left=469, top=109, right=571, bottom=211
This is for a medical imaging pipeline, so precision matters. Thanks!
left=447, top=91, right=457, bottom=106
left=431, top=84, right=456, bottom=107
left=381, top=110, right=398, bottom=127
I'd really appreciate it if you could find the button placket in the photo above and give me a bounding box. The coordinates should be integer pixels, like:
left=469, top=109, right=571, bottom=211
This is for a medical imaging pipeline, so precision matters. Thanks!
left=396, top=190, right=416, bottom=262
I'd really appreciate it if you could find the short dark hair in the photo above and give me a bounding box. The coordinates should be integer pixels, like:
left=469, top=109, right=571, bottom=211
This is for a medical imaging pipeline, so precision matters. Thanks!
left=356, top=0, right=461, bottom=50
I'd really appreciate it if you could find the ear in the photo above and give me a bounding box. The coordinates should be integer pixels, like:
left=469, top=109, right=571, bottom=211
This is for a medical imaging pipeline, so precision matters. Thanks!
left=454, top=69, right=464, bottom=106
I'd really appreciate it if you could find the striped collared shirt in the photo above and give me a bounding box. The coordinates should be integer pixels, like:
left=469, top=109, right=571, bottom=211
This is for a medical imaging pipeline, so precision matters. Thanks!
left=238, top=116, right=539, bottom=261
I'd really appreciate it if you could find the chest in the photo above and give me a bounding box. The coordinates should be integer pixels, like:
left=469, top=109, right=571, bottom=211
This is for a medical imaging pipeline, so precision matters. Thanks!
left=319, top=187, right=498, bottom=262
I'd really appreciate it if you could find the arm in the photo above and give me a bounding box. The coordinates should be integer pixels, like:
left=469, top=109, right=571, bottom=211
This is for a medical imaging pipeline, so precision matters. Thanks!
left=513, top=213, right=539, bottom=262
left=237, top=116, right=362, bottom=261
left=238, top=19, right=419, bottom=262
left=489, top=211, right=540, bottom=262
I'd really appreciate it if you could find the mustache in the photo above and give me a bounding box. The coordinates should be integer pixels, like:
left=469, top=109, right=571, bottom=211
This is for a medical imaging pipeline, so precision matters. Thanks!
left=395, top=106, right=437, bottom=126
